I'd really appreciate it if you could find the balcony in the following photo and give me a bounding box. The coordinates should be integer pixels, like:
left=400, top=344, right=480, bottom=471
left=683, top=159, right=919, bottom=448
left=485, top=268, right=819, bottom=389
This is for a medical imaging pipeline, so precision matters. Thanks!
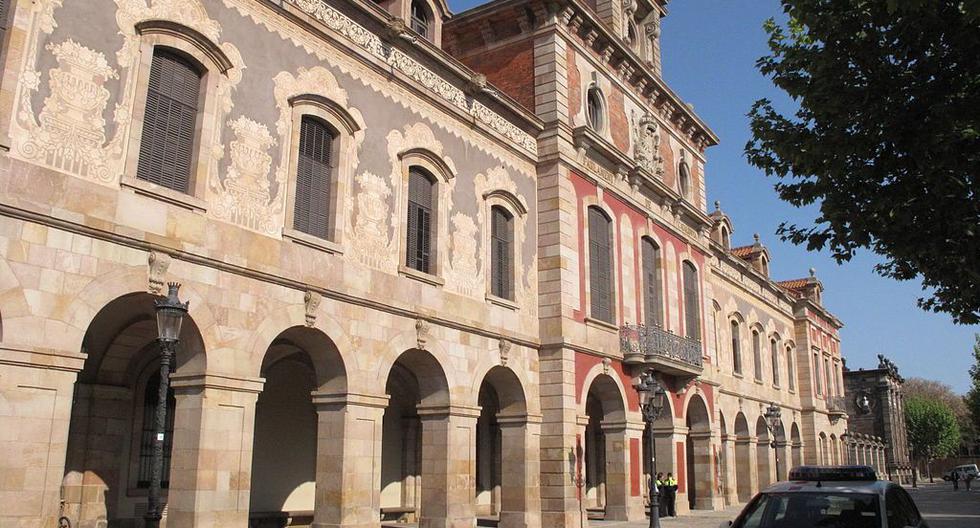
left=827, top=396, right=848, bottom=420
left=620, top=323, right=704, bottom=378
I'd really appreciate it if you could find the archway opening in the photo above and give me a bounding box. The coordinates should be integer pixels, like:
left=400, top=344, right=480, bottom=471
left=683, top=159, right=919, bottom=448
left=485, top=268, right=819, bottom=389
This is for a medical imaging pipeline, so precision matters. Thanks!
left=582, top=374, right=626, bottom=520
left=380, top=349, right=450, bottom=524
left=755, top=417, right=773, bottom=489
left=475, top=366, right=528, bottom=525
left=61, top=292, right=206, bottom=527
left=733, top=413, right=752, bottom=502
left=685, top=395, right=711, bottom=510
left=790, top=423, right=803, bottom=468
left=249, top=326, right=347, bottom=525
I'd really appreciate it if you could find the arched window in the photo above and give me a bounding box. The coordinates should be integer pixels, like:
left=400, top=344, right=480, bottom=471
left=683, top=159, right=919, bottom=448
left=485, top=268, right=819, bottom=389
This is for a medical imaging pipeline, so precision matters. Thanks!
left=586, top=86, right=605, bottom=132
left=490, top=205, right=514, bottom=300
left=731, top=320, right=742, bottom=374
left=410, top=0, right=431, bottom=39
left=641, top=238, right=662, bottom=327
left=786, top=346, right=796, bottom=391
left=588, top=206, right=614, bottom=323
left=711, top=301, right=722, bottom=365
left=137, top=49, right=202, bottom=193
left=406, top=167, right=435, bottom=273
left=682, top=261, right=700, bottom=340
left=752, top=329, right=763, bottom=380
left=137, top=371, right=175, bottom=488
left=293, top=116, right=336, bottom=239
left=771, top=337, right=780, bottom=387
left=679, top=160, right=691, bottom=198
left=760, top=255, right=770, bottom=276
left=626, top=20, right=639, bottom=51
left=720, top=226, right=730, bottom=249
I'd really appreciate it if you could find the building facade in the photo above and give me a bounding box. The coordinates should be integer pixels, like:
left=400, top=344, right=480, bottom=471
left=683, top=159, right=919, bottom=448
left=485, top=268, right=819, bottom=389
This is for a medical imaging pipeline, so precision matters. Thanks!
left=843, top=355, right=913, bottom=484
left=0, top=0, right=850, bottom=527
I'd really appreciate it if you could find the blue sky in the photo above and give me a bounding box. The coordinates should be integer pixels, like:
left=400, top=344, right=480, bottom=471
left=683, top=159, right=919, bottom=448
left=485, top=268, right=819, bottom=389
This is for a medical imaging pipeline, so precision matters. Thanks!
left=448, top=0, right=979, bottom=393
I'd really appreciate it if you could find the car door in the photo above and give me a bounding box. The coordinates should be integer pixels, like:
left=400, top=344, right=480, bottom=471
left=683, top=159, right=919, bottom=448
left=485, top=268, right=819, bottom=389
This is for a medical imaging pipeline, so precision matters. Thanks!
left=886, top=486, right=925, bottom=528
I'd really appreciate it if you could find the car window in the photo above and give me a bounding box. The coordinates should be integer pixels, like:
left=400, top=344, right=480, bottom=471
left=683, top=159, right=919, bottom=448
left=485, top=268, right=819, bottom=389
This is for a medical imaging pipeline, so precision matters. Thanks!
left=886, top=488, right=914, bottom=528
left=734, top=492, right=880, bottom=528
left=894, top=487, right=921, bottom=524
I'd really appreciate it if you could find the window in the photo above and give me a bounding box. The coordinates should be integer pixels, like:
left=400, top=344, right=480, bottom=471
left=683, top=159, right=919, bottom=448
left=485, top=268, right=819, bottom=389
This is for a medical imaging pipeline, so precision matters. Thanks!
left=733, top=492, right=881, bottom=528
left=410, top=0, right=431, bottom=39
left=752, top=330, right=762, bottom=381
left=682, top=261, right=700, bottom=340
left=731, top=321, right=742, bottom=374
left=586, top=86, right=605, bottom=132
left=626, top=20, right=639, bottom=51
left=711, top=301, right=722, bottom=365
left=588, top=206, right=614, bottom=323
left=720, top=226, right=730, bottom=249
left=679, top=160, right=691, bottom=198
left=406, top=168, right=435, bottom=273
left=0, top=0, right=11, bottom=55
left=786, top=346, right=795, bottom=391
left=885, top=487, right=920, bottom=528
left=641, top=238, right=662, bottom=327
left=137, top=49, right=202, bottom=193
left=490, top=205, right=514, bottom=300
left=824, top=357, right=833, bottom=397
left=293, top=116, right=335, bottom=239
left=771, top=338, right=780, bottom=387
left=137, top=372, right=175, bottom=488
left=813, top=350, right=822, bottom=396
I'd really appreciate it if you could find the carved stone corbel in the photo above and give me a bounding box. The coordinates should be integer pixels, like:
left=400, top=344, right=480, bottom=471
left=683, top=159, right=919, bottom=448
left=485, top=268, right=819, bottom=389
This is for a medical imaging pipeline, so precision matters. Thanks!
left=304, top=291, right=321, bottom=327
left=416, top=318, right=431, bottom=350
left=147, top=251, right=171, bottom=295
left=498, top=338, right=512, bottom=366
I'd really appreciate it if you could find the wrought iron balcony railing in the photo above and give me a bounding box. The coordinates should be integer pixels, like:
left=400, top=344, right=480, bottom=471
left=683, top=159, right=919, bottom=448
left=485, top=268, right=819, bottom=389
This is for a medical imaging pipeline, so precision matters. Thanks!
left=620, top=323, right=703, bottom=369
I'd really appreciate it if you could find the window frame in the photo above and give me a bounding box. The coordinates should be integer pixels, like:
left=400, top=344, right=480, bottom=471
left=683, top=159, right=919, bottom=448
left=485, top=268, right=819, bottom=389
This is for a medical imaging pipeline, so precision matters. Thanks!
left=786, top=344, right=796, bottom=392
left=586, top=85, right=606, bottom=133
left=489, top=205, right=515, bottom=301
left=640, top=237, right=664, bottom=328
left=410, top=0, right=433, bottom=40
left=770, top=335, right=780, bottom=388
left=483, top=190, right=527, bottom=308
left=396, top=149, right=454, bottom=285
left=752, top=327, right=763, bottom=381
left=682, top=260, right=701, bottom=341
left=731, top=317, right=743, bottom=375
left=678, top=159, right=692, bottom=199
left=586, top=205, right=616, bottom=324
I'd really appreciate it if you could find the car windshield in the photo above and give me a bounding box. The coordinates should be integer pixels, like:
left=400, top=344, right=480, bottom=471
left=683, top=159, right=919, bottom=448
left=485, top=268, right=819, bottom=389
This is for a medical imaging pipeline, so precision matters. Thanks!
left=735, top=492, right=880, bottom=528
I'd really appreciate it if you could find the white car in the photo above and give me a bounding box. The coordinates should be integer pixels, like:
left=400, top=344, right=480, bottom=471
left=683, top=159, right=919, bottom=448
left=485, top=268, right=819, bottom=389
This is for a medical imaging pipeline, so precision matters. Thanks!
left=720, top=466, right=929, bottom=528
left=941, top=463, right=979, bottom=481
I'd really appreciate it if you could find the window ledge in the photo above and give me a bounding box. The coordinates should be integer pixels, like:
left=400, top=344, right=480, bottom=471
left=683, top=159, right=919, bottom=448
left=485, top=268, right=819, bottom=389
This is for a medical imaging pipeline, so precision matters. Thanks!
left=486, top=294, right=519, bottom=311
left=754, top=378, right=764, bottom=385
left=283, top=228, right=344, bottom=255
left=121, top=176, right=207, bottom=213
left=398, top=265, right=445, bottom=287
left=733, top=372, right=744, bottom=379
left=585, top=316, right=618, bottom=333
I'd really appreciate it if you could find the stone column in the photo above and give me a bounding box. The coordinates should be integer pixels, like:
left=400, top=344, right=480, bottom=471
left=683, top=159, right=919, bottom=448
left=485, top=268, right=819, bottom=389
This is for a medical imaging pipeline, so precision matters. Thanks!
left=310, top=392, right=389, bottom=528
left=600, top=421, right=630, bottom=521
left=166, top=373, right=263, bottom=528
left=402, top=417, right=421, bottom=515
left=623, top=421, right=645, bottom=520
left=498, top=414, right=542, bottom=528
left=688, top=431, right=721, bottom=510
left=537, top=348, right=579, bottom=528
left=774, top=441, right=790, bottom=482
left=720, top=434, right=738, bottom=506
left=417, top=404, right=480, bottom=528
left=0, top=347, right=84, bottom=528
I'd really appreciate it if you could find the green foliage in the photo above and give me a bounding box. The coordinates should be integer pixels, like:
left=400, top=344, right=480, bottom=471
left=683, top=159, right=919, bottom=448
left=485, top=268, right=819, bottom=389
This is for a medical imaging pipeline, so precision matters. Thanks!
left=746, top=0, right=980, bottom=324
left=905, top=396, right=961, bottom=462
left=967, top=334, right=980, bottom=433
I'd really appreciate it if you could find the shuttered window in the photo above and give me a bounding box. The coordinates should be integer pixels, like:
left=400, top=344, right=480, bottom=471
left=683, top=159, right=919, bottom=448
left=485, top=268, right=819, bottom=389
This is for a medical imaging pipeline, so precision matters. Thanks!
left=786, top=347, right=795, bottom=391
left=490, top=206, right=514, bottom=300
left=406, top=168, right=434, bottom=273
left=137, top=372, right=175, bottom=488
left=641, top=238, right=662, bottom=327
left=771, top=338, right=780, bottom=387
left=752, top=330, right=762, bottom=380
left=137, top=50, right=201, bottom=193
left=682, top=261, right=700, bottom=339
left=679, top=161, right=691, bottom=198
left=0, top=0, right=10, bottom=55
left=294, top=116, right=334, bottom=239
left=731, top=321, right=741, bottom=374
left=588, top=207, right=614, bottom=323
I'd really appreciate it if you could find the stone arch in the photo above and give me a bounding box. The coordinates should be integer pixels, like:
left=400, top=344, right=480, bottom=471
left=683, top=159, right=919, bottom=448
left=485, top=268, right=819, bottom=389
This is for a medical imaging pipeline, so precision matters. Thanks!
left=733, top=412, right=752, bottom=502
left=818, top=432, right=828, bottom=464
left=685, top=394, right=712, bottom=510
left=582, top=373, right=629, bottom=519
left=790, top=423, right=803, bottom=467
left=755, top=416, right=773, bottom=489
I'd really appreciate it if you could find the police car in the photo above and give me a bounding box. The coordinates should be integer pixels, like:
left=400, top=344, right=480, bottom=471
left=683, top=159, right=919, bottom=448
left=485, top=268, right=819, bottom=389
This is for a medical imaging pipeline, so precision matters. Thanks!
left=719, top=466, right=928, bottom=528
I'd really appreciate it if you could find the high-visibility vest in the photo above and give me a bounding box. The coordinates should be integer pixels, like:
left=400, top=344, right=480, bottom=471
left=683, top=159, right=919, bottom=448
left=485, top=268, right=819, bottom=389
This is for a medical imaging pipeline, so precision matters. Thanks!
left=666, top=478, right=678, bottom=487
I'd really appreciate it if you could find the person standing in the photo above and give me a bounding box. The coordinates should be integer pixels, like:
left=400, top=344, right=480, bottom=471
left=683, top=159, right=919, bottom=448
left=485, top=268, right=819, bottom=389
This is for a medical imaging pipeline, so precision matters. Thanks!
left=656, top=472, right=667, bottom=517
left=665, top=472, right=678, bottom=517
left=966, top=471, right=975, bottom=491
left=952, top=469, right=960, bottom=490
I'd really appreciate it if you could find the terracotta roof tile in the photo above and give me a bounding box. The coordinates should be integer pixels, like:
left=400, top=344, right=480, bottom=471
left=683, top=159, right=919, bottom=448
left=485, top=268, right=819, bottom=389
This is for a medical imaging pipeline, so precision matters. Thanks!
left=777, top=279, right=810, bottom=291
left=730, top=245, right=757, bottom=258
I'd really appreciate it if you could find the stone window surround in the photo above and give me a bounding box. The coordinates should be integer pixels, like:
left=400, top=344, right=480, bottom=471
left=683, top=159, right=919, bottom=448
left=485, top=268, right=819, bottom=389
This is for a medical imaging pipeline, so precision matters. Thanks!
left=282, top=95, right=362, bottom=255
left=585, top=83, right=607, bottom=135
left=120, top=21, right=233, bottom=213
left=581, top=198, right=619, bottom=329
left=636, top=232, right=666, bottom=329
left=396, top=149, right=454, bottom=286
left=482, top=189, right=527, bottom=309
left=729, top=313, right=744, bottom=376
left=680, top=257, right=702, bottom=342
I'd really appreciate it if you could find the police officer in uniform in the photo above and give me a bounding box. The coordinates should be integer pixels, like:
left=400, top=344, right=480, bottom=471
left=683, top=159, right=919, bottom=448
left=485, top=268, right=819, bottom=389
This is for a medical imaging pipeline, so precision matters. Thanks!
left=655, top=472, right=667, bottom=517
left=665, top=472, right=678, bottom=517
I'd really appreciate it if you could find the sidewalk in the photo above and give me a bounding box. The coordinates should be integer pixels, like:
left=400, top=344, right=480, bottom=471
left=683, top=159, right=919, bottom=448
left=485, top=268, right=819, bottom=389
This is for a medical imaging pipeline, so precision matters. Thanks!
left=589, top=506, right=743, bottom=528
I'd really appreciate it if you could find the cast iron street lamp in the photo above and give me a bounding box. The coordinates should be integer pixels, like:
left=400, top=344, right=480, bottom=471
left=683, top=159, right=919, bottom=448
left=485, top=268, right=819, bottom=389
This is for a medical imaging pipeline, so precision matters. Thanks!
left=145, top=283, right=188, bottom=528
left=764, top=402, right=782, bottom=481
left=635, top=369, right=666, bottom=528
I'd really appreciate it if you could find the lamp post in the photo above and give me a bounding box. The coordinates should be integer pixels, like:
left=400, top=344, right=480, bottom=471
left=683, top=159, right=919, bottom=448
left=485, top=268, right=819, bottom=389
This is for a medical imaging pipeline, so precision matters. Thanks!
left=145, top=283, right=188, bottom=528
left=764, top=402, right=782, bottom=481
left=635, top=369, right=666, bottom=528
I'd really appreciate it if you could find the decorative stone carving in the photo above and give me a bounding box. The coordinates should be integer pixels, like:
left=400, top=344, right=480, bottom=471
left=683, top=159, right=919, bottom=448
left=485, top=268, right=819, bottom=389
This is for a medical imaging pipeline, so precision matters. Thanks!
left=210, top=117, right=281, bottom=235
left=602, top=357, right=612, bottom=374
left=415, top=318, right=430, bottom=350
left=14, top=39, right=119, bottom=184
left=304, top=291, right=321, bottom=327
left=498, top=338, right=512, bottom=366
left=147, top=251, right=171, bottom=295
left=446, top=213, right=481, bottom=297
left=347, top=172, right=394, bottom=270
left=632, top=112, right=665, bottom=177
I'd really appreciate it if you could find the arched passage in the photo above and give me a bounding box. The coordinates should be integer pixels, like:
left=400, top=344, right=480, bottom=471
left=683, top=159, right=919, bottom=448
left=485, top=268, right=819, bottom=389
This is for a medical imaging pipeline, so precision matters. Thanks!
left=818, top=432, right=828, bottom=465
left=249, top=326, right=347, bottom=525
left=380, top=348, right=452, bottom=524
left=474, top=366, right=534, bottom=528
left=685, top=395, right=712, bottom=510
left=790, top=423, right=803, bottom=468
left=733, top=413, right=752, bottom=502
left=582, top=374, right=628, bottom=520
left=755, top=417, right=773, bottom=489
left=830, top=434, right=839, bottom=465
left=61, top=292, right=206, bottom=527
left=772, top=421, right=787, bottom=481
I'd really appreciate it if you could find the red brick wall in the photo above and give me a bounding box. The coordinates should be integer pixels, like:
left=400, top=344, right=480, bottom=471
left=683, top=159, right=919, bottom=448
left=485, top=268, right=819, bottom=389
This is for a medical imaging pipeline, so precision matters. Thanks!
left=568, top=46, right=581, bottom=125
left=609, top=88, right=629, bottom=152
left=458, top=40, right=535, bottom=110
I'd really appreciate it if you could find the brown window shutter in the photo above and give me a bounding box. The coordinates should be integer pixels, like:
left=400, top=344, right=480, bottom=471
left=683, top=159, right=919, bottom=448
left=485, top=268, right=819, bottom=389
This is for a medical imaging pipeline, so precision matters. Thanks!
left=0, top=0, right=9, bottom=54
left=407, top=168, right=434, bottom=273
left=294, top=116, right=333, bottom=239
left=771, top=339, right=780, bottom=386
left=682, top=261, right=700, bottom=339
left=491, top=206, right=514, bottom=300
left=731, top=322, right=741, bottom=373
left=753, top=331, right=762, bottom=380
left=137, top=50, right=201, bottom=193
left=641, top=239, right=662, bottom=327
left=787, top=349, right=795, bottom=390
left=588, top=207, right=613, bottom=323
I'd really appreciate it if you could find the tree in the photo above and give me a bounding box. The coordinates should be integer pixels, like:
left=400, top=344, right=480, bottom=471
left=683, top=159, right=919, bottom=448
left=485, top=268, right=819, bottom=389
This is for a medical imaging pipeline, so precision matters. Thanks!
left=905, top=396, right=961, bottom=486
left=746, top=0, right=980, bottom=324
left=967, top=334, right=980, bottom=435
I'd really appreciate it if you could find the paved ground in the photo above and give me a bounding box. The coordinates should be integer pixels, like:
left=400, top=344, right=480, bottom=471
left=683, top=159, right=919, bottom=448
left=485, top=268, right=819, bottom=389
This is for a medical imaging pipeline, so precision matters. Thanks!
left=908, top=482, right=980, bottom=528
